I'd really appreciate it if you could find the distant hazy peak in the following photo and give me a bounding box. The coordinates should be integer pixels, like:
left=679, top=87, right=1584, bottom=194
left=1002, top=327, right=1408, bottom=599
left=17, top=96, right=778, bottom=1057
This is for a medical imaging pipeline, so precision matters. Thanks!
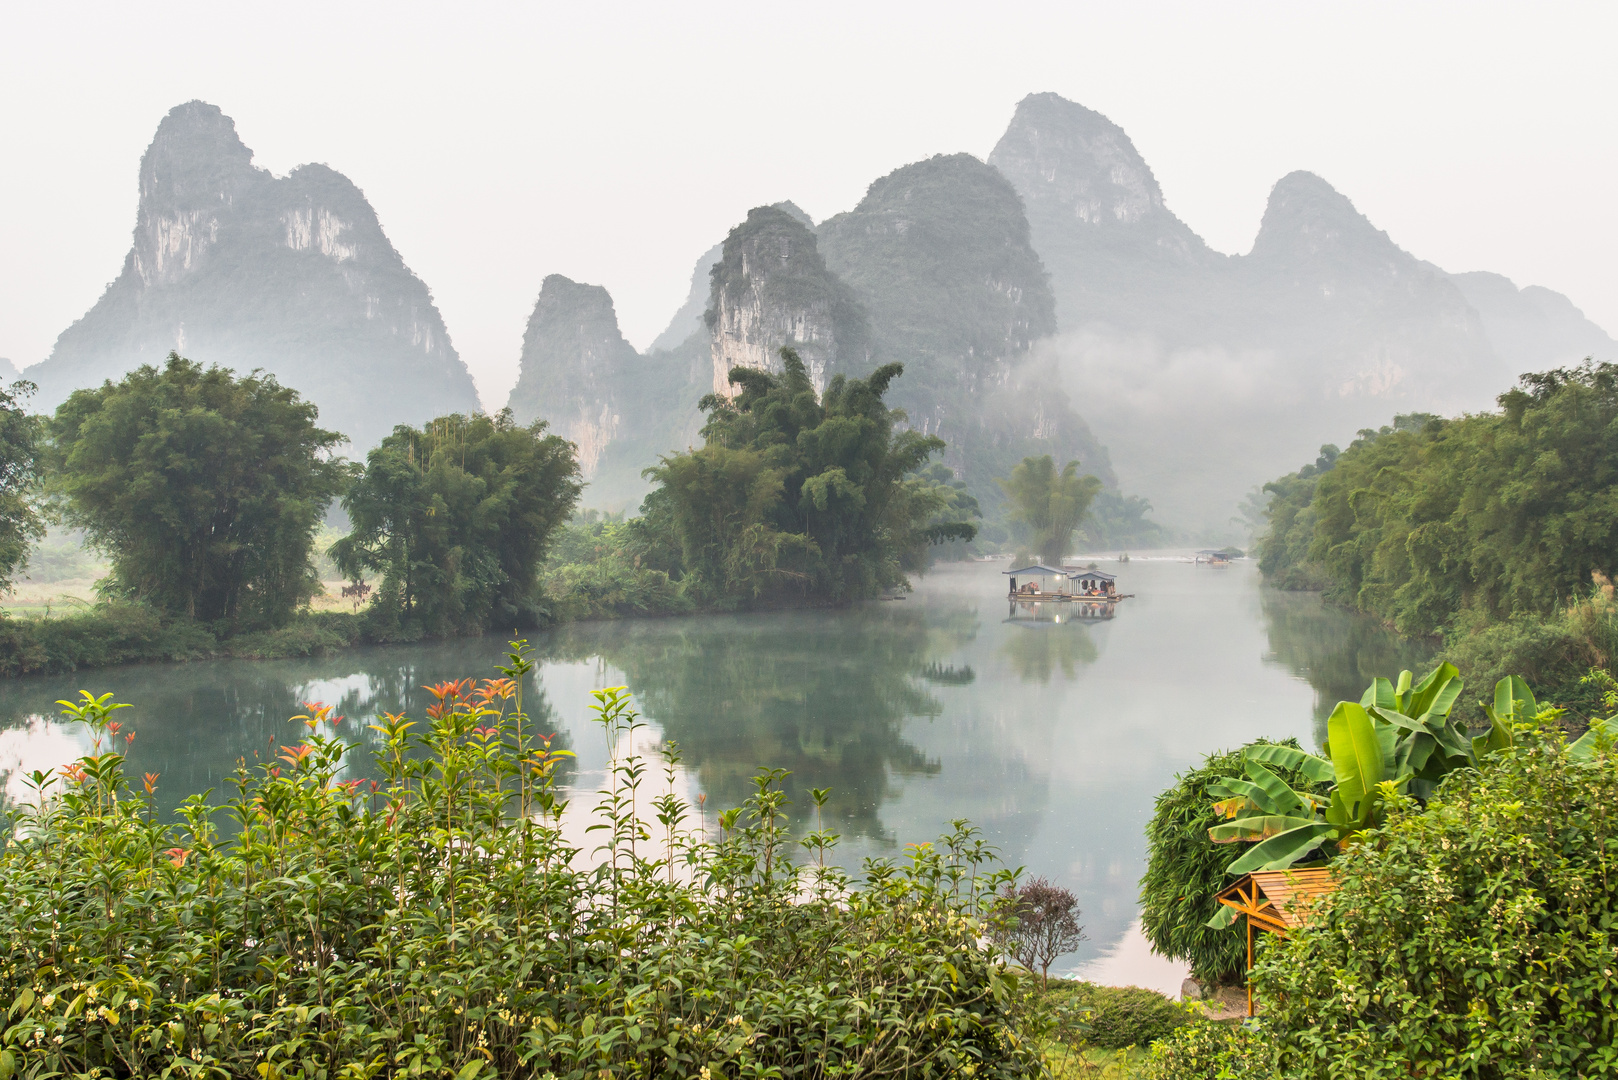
left=990, top=92, right=1171, bottom=228
left=141, top=101, right=259, bottom=207
left=1247, top=170, right=1400, bottom=264
left=772, top=200, right=814, bottom=228
left=507, top=273, right=640, bottom=475
left=0, top=358, right=17, bottom=383
left=30, top=98, right=480, bottom=448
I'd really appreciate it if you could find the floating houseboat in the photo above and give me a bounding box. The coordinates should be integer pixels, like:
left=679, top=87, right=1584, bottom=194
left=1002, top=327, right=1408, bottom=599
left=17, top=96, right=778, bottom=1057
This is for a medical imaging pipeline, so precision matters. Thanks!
left=1004, top=564, right=1127, bottom=601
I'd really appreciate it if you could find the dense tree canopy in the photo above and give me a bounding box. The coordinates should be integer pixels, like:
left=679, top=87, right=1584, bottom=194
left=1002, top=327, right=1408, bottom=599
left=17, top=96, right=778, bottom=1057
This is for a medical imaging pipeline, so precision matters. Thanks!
left=997, top=455, right=1103, bottom=564
left=48, top=354, right=349, bottom=628
left=644, top=348, right=975, bottom=605
left=0, top=379, right=44, bottom=594
left=333, top=409, right=581, bottom=636
left=1261, top=363, right=1618, bottom=637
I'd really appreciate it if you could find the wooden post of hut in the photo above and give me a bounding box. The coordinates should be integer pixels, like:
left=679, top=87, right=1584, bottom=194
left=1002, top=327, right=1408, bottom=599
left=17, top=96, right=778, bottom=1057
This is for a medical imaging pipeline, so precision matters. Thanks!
left=1214, top=869, right=1338, bottom=1017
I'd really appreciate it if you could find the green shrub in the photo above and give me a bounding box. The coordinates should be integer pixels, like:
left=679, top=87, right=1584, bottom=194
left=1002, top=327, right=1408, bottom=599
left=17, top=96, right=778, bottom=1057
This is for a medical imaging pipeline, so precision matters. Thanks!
left=224, top=611, right=363, bottom=659
left=1439, top=586, right=1618, bottom=727
left=1139, top=739, right=1326, bottom=986
left=1140, top=1018, right=1269, bottom=1079
left=1065, top=985, right=1190, bottom=1050
left=0, top=648, right=1041, bottom=1079
left=1253, top=717, right=1618, bottom=1077
left=0, top=604, right=216, bottom=675
left=0, top=608, right=366, bottom=673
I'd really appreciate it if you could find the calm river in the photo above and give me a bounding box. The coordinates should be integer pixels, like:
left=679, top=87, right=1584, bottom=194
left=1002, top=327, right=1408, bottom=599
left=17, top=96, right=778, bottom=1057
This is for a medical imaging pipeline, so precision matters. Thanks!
left=0, top=557, right=1428, bottom=992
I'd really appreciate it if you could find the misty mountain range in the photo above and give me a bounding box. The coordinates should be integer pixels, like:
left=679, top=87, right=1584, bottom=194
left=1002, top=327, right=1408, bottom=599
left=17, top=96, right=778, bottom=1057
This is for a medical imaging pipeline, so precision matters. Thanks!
left=22, top=95, right=1614, bottom=536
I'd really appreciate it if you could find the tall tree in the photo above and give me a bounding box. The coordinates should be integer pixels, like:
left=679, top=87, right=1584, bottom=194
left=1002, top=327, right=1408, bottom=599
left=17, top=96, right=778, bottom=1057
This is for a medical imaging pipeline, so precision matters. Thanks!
left=49, top=354, right=349, bottom=628
left=0, top=380, right=44, bottom=596
left=646, top=348, right=975, bottom=605
left=998, top=455, right=1103, bottom=564
left=333, top=409, right=581, bottom=636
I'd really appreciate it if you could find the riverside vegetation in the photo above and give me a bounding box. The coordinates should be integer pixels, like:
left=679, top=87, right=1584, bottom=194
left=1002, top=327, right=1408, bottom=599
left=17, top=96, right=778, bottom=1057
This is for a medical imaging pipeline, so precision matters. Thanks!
left=1259, top=361, right=1618, bottom=723
left=0, top=348, right=984, bottom=673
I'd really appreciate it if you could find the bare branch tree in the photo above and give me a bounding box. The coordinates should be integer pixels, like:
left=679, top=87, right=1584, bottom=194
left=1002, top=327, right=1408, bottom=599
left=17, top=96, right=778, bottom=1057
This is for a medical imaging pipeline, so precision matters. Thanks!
left=996, top=877, right=1087, bottom=988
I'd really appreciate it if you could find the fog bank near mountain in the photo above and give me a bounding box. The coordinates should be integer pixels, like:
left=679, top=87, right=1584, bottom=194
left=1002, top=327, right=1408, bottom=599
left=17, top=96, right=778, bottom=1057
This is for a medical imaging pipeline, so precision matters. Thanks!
left=994, top=93, right=1616, bottom=532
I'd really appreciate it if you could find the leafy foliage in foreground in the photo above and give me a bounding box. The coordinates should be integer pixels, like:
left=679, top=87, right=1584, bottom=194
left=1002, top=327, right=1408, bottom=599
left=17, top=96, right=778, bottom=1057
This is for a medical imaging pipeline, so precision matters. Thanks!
left=1253, top=717, right=1618, bottom=1078
left=0, top=652, right=1039, bottom=1079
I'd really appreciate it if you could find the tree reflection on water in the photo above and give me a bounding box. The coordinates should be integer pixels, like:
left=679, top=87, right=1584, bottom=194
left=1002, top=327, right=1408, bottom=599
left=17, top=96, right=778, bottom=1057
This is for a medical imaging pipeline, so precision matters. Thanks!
left=544, top=604, right=979, bottom=843
left=1259, top=586, right=1435, bottom=746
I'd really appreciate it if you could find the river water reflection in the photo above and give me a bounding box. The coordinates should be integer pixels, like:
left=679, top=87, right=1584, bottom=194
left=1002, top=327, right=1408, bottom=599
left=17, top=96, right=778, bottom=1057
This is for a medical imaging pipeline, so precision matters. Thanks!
left=0, top=558, right=1429, bottom=990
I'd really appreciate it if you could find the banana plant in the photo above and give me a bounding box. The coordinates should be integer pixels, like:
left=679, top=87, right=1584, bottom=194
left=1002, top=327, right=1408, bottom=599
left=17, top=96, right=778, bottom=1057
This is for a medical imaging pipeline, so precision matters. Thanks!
left=1207, top=667, right=1527, bottom=885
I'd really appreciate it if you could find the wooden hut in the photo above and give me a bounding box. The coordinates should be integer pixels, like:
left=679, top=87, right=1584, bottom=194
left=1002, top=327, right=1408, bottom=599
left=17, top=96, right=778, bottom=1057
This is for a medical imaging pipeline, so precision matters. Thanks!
left=1215, top=869, right=1339, bottom=1016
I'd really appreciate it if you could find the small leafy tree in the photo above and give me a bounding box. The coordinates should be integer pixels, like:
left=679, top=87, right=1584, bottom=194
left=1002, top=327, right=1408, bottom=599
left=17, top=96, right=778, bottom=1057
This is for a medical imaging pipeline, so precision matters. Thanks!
left=0, top=379, right=44, bottom=594
left=997, top=455, right=1103, bottom=565
left=333, top=409, right=581, bottom=636
left=997, top=876, right=1086, bottom=987
left=646, top=347, right=976, bottom=605
left=48, top=354, right=350, bottom=628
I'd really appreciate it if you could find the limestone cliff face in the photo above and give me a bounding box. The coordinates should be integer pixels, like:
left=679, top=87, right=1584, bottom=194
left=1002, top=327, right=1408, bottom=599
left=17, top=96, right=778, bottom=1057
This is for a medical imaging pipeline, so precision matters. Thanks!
left=705, top=206, right=868, bottom=397
left=816, top=152, right=1110, bottom=500
left=651, top=202, right=813, bottom=355
left=29, top=101, right=480, bottom=448
left=507, top=275, right=640, bottom=477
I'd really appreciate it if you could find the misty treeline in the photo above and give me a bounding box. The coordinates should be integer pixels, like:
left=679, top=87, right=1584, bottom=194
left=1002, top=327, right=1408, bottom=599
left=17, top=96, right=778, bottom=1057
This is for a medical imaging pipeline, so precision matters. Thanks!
left=1258, top=361, right=1618, bottom=718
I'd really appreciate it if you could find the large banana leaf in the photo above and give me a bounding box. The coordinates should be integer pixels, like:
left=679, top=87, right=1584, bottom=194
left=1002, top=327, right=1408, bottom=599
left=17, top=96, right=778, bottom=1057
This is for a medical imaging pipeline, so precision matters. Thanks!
left=1569, top=718, right=1615, bottom=762
left=1242, top=760, right=1310, bottom=816
left=1205, top=904, right=1239, bottom=930
left=1395, top=669, right=1413, bottom=711
left=1206, top=776, right=1294, bottom=816
left=1362, top=677, right=1397, bottom=712
left=1327, top=701, right=1384, bottom=831
left=1209, top=813, right=1322, bottom=844
left=1243, top=742, right=1334, bottom=783
left=1406, top=662, right=1462, bottom=721
left=1494, top=675, right=1537, bottom=723
left=1227, top=822, right=1335, bottom=874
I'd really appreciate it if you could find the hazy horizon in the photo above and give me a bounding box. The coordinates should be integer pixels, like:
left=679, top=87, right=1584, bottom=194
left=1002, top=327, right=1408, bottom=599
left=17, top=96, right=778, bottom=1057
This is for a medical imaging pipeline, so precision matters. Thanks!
left=3, top=1, right=1615, bottom=409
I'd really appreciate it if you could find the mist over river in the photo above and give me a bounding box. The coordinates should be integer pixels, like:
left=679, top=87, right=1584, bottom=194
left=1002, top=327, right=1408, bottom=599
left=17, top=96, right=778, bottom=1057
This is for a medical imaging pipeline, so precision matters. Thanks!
left=0, top=557, right=1428, bottom=991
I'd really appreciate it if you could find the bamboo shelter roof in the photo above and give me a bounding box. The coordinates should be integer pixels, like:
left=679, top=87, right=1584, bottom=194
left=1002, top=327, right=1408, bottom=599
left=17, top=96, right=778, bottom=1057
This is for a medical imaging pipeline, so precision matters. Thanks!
left=1215, top=869, right=1339, bottom=937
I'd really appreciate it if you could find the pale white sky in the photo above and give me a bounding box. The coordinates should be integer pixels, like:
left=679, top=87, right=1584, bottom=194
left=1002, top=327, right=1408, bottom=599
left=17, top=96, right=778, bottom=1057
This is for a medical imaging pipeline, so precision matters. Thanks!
left=2, top=1, right=1614, bottom=407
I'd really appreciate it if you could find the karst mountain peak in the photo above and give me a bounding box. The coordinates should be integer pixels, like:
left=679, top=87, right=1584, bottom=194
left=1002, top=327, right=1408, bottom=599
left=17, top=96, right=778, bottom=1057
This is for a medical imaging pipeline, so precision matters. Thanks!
left=28, top=99, right=481, bottom=451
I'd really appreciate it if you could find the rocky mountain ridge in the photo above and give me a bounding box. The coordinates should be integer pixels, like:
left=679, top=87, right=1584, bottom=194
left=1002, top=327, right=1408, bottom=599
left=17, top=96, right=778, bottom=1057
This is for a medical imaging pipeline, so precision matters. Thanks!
left=991, top=91, right=1615, bottom=529
left=26, top=101, right=481, bottom=450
